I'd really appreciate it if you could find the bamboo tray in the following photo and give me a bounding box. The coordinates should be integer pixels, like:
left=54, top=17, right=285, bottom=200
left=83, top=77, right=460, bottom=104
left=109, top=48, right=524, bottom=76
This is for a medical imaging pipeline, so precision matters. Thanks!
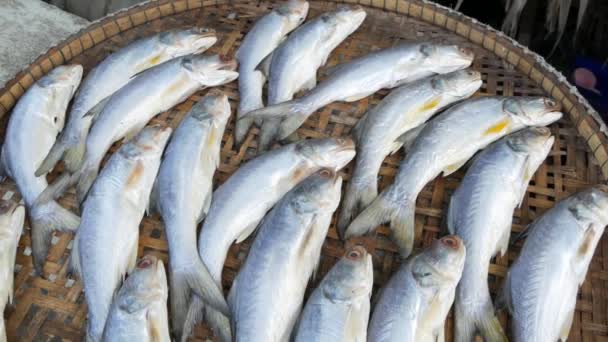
left=1, top=0, right=607, bottom=341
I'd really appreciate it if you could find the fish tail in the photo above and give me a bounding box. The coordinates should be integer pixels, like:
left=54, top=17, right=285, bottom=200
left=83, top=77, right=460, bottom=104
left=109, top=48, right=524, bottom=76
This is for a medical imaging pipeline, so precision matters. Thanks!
left=181, top=298, right=232, bottom=342
left=345, top=190, right=416, bottom=257
left=76, top=164, right=99, bottom=205
left=454, top=299, right=508, bottom=342
left=258, top=119, right=280, bottom=152
left=29, top=200, right=80, bottom=275
left=241, top=100, right=313, bottom=140
left=337, top=177, right=378, bottom=238
left=234, top=117, right=254, bottom=149
left=170, top=260, right=229, bottom=333
left=35, top=139, right=68, bottom=177
left=63, top=138, right=87, bottom=173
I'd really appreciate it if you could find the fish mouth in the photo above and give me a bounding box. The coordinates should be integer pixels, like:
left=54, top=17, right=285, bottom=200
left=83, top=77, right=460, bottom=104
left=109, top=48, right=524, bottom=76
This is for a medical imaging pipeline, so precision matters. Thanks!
left=216, top=54, right=238, bottom=71
left=345, top=245, right=368, bottom=261
left=439, top=235, right=462, bottom=251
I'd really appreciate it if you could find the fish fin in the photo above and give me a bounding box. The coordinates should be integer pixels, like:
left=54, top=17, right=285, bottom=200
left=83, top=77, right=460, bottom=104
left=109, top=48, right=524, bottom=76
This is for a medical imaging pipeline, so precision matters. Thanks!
left=446, top=196, right=456, bottom=235
left=29, top=200, right=80, bottom=275
left=351, top=112, right=368, bottom=143
left=322, top=63, right=347, bottom=77
left=442, top=157, right=469, bottom=177
left=455, top=0, right=464, bottom=10
left=35, top=172, right=78, bottom=206
left=455, top=298, right=508, bottom=342
left=133, top=52, right=164, bottom=76
left=575, top=0, right=589, bottom=36
left=147, top=304, right=171, bottom=342
left=343, top=90, right=376, bottom=102
left=0, top=148, right=8, bottom=181
left=36, top=139, right=67, bottom=177
left=234, top=116, right=255, bottom=150
left=346, top=190, right=416, bottom=257
left=278, top=111, right=311, bottom=140
left=76, top=164, right=99, bottom=205
left=127, top=241, right=139, bottom=274
left=235, top=220, right=259, bottom=244
left=62, top=137, right=87, bottom=173
left=180, top=297, right=205, bottom=342
left=255, top=52, right=273, bottom=78
left=397, top=123, right=426, bottom=155
left=495, top=272, right=513, bottom=314
left=181, top=299, right=231, bottom=342
left=235, top=71, right=266, bottom=148
left=82, top=95, right=110, bottom=120
left=69, top=232, right=82, bottom=278
left=197, top=185, right=212, bottom=223
left=258, top=119, right=281, bottom=152
left=177, top=258, right=229, bottom=319
left=515, top=156, right=532, bottom=208
left=337, top=178, right=378, bottom=239
left=497, top=226, right=511, bottom=257
left=559, top=306, right=575, bottom=342
left=6, top=204, right=24, bottom=304
left=301, top=74, right=317, bottom=92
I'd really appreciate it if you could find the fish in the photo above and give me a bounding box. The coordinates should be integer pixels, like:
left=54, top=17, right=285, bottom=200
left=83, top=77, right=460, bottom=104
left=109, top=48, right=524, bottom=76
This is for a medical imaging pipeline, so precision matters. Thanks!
left=102, top=255, right=170, bottom=342
left=294, top=245, right=373, bottom=342
left=181, top=137, right=355, bottom=342
left=0, top=65, right=82, bottom=274
left=64, top=54, right=238, bottom=205
left=345, top=96, right=562, bottom=257
left=368, top=236, right=466, bottom=342
left=500, top=187, right=608, bottom=341
left=256, top=5, right=366, bottom=151
left=448, top=127, right=555, bottom=342
left=502, top=0, right=528, bottom=36
left=241, top=43, right=475, bottom=141
left=153, top=90, right=231, bottom=336
left=0, top=200, right=25, bottom=342
left=228, top=169, right=343, bottom=341
left=71, top=126, right=172, bottom=342
left=234, top=0, right=309, bottom=147
left=36, top=28, right=217, bottom=176
left=337, top=69, right=483, bottom=236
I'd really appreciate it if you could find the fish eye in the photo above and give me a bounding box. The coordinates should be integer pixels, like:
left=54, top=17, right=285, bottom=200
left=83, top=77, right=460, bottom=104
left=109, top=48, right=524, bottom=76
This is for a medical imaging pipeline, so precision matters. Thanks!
left=137, top=258, right=154, bottom=268
left=347, top=250, right=361, bottom=259
left=319, top=169, right=332, bottom=178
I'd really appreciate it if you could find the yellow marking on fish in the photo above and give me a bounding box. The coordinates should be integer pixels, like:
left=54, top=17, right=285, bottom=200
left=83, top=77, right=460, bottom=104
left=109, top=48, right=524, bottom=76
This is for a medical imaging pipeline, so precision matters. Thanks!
left=445, top=164, right=459, bottom=173
left=483, top=119, right=510, bottom=136
left=134, top=54, right=164, bottom=74
left=577, top=228, right=596, bottom=258
left=162, top=78, right=188, bottom=99
left=207, top=125, right=217, bottom=148
left=419, top=97, right=441, bottom=112
left=148, top=317, right=161, bottom=342
left=126, top=161, right=145, bottom=188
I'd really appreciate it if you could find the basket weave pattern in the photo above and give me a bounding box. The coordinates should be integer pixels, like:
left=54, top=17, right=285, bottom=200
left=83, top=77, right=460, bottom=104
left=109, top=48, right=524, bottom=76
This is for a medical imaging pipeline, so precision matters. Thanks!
left=0, top=0, right=607, bottom=341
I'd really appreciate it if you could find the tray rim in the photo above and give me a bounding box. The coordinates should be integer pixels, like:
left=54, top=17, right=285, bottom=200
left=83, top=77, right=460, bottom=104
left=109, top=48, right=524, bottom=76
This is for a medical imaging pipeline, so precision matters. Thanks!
left=0, top=0, right=606, bottom=179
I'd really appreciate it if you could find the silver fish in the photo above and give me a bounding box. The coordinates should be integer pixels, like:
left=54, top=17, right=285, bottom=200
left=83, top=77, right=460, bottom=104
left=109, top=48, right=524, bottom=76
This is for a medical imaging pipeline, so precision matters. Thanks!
left=501, top=188, right=608, bottom=341
left=346, top=96, right=562, bottom=257
left=337, top=69, right=482, bottom=236
left=294, top=245, right=373, bottom=342
left=234, top=0, right=309, bottom=147
left=182, top=137, right=355, bottom=342
left=448, top=127, right=555, bottom=342
left=242, top=43, right=475, bottom=140
left=72, top=126, right=172, bottom=342
left=102, top=255, right=170, bottom=342
left=36, top=28, right=217, bottom=176
left=257, top=5, right=366, bottom=150
left=368, top=236, right=466, bottom=342
left=70, top=54, right=238, bottom=204
left=154, top=90, right=230, bottom=336
left=0, top=200, right=25, bottom=342
left=228, top=169, right=343, bottom=341
left=0, top=65, right=82, bottom=274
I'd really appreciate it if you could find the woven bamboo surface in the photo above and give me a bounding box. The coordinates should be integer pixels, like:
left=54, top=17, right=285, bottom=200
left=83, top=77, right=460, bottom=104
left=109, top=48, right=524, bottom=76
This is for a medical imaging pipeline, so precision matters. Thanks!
left=1, top=0, right=607, bottom=341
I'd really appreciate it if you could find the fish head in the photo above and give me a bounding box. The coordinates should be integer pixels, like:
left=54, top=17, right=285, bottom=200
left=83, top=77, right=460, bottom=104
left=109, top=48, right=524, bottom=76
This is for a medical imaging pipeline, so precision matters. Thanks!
left=36, top=65, right=83, bottom=128
left=182, top=54, right=239, bottom=87
left=116, top=255, right=168, bottom=314
left=506, top=126, right=554, bottom=155
left=503, top=97, right=563, bottom=127
left=296, top=137, right=356, bottom=171
left=412, top=235, right=466, bottom=288
left=320, top=5, right=366, bottom=36
left=190, top=89, right=231, bottom=124
left=292, top=169, right=343, bottom=213
left=420, top=44, right=475, bottom=74
left=569, top=187, right=608, bottom=226
left=277, top=0, right=310, bottom=30
left=159, top=28, right=217, bottom=56
left=120, top=125, right=172, bottom=161
left=432, top=69, right=482, bottom=100
left=321, top=245, right=374, bottom=302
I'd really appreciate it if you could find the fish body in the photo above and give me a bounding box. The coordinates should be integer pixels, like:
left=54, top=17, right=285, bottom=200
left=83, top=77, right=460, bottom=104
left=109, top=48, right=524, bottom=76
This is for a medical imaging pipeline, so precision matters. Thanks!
left=346, top=96, right=562, bottom=256
left=228, top=170, right=343, bottom=341
left=294, top=246, right=373, bottom=342
left=73, top=54, right=238, bottom=204
left=368, top=236, right=466, bottom=342
left=337, top=69, right=482, bottom=236
left=74, top=126, right=171, bottom=342
left=234, top=0, right=309, bottom=146
left=102, top=255, right=170, bottom=342
left=182, top=138, right=355, bottom=341
left=258, top=5, right=366, bottom=150
left=242, top=43, right=475, bottom=140
left=0, top=200, right=25, bottom=342
left=502, top=188, right=608, bottom=342
left=448, top=127, right=555, bottom=342
left=0, top=65, right=82, bottom=273
left=36, top=28, right=217, bottom=176
left=155, top=90, right=231, bottom=335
